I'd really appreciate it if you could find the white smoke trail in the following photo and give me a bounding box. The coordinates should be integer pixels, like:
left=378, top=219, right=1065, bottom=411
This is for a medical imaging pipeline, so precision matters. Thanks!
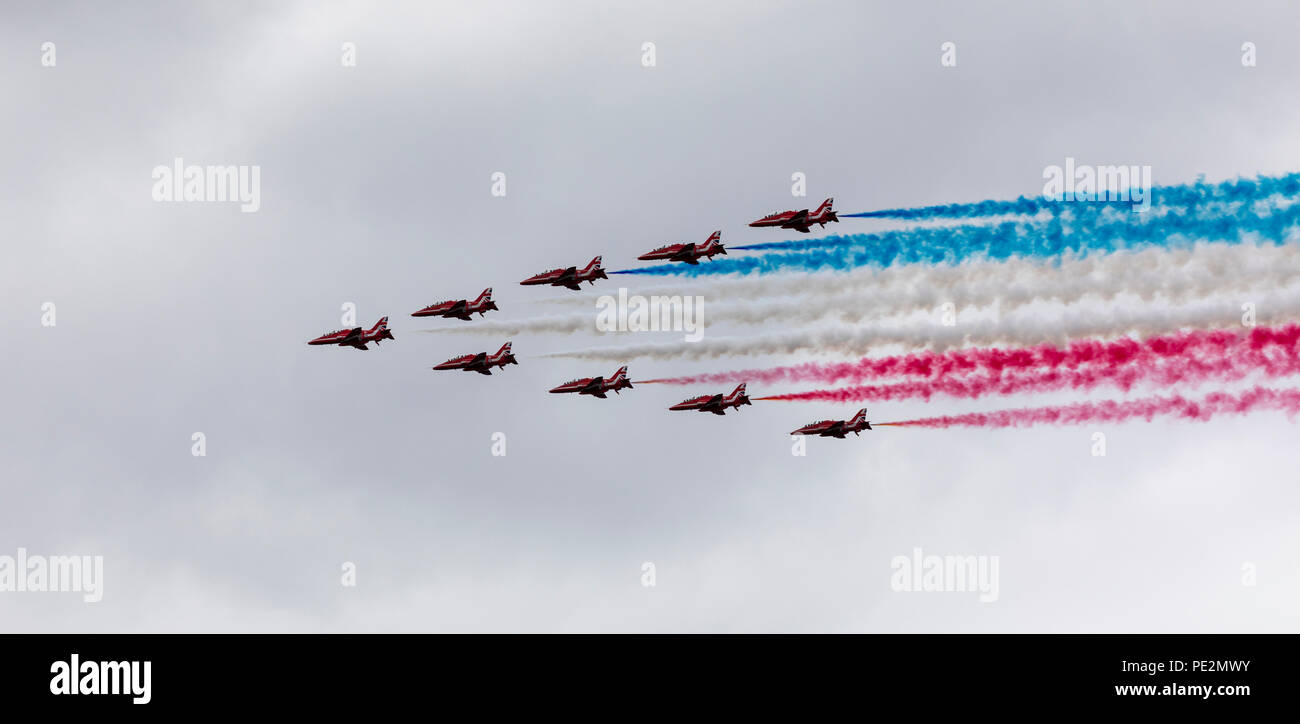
left=415, top=314, right=603, bottom=337
left=711, top=240, right=1300, bottom=327
left=542, top=283, right=1300, bottom=361
left=423, top=241, right=1300, bottom=336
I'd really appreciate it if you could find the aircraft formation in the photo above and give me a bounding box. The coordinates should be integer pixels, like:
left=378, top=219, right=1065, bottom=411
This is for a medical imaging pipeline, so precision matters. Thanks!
left=306, top=197, right=871, bottom=438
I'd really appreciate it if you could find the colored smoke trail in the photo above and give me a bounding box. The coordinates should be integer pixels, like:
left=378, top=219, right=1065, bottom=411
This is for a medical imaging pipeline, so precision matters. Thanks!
left=544, top=286, right=1300, bottom=361
left=447, top=242, right=1300, bottom=336
left=842, top=172, right=1300, bottom=221
left=876, top=386, right=1300, bottom=428
left=618, top=199, right=1300, bottom=277
left=749, top=332, right=1300, bottom=403
left=639, top=324, right=1300, bottom=387
left=414, top=314, right=601, bottom=337
left=674, top=241, right=1300, bottom=327
left=540, top=241, right=1300, bottom=313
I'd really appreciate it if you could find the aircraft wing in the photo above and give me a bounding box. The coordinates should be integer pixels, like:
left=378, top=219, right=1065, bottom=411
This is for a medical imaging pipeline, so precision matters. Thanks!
left=670, top=243, right=697, bottom=262
left=822, top=422, right=847, bottom=438
left=339, top=329, right=368, bottom=350
left=785, top=209, right=811, bottom=233
left=679, top=395, right=719, bottom=413
left=555, top=268, right=581, bottom=290
left=465, top=353, right=493, bottom=374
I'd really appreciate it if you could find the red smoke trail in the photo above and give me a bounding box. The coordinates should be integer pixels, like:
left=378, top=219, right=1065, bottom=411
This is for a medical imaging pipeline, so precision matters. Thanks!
left=752, top=339, right=1300, bottom=403
left=650, top=324, right=1300, bottom=386
left=877, top=386, right=1300, bottom=428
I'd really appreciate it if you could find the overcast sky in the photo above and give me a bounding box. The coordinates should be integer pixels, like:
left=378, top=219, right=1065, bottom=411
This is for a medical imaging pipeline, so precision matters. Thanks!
left=3, top=0, right=1299, bottom=632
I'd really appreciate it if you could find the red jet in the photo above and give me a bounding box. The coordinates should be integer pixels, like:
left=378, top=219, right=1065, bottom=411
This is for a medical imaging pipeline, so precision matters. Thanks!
left=433, top=342, right=517, bottom=375
left=669, top=383, right=751, bottom=415
left=308, top=316, right=395, bottom=351
left=790, top=408, right=872, bottom=438
left=549, top=366, right=633, bottom=398
left=637, top=231, right=727, bottom=265
left=520, top=256, right=607, bottom=290
left=749, top=197, right=838, bottom=233
left=412, top=288, right=498, bottom=320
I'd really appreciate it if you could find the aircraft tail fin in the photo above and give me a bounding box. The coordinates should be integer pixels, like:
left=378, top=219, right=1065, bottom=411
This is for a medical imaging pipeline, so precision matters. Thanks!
left=703, top=230, right=726, bottom=255
left=850, top=408, right=868, bottom=426
left=496, top=341, right=517, bottom=365
left=818, top=197, right=838, bottom=222
left=368, top=316, right=395, bottom=341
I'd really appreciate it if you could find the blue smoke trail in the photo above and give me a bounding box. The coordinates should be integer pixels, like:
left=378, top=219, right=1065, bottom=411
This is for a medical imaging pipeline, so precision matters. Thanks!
left=613, top=200, right=1300, bottom=277
left=738, top=174, right=1300, bottom=256
left=842, top=171, right=1300, bottom=221
left=840, top=197, right=1050, bottom=219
